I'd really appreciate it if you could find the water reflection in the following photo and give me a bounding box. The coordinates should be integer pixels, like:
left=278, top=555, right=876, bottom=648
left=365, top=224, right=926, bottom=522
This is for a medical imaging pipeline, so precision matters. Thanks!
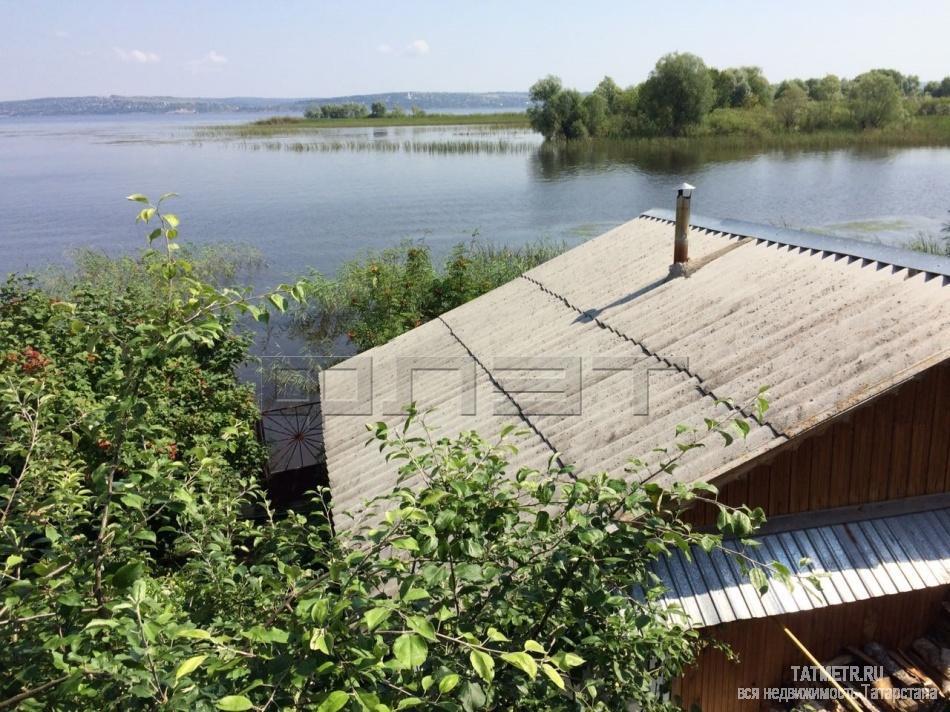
left=530, top=139, right=907, bottom=179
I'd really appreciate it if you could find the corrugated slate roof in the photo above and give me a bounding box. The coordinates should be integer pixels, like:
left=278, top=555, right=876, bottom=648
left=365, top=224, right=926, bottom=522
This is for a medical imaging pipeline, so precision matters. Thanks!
left=322, top=211, right=950, bottom=520
left=648, top=504, right=950, bottom=628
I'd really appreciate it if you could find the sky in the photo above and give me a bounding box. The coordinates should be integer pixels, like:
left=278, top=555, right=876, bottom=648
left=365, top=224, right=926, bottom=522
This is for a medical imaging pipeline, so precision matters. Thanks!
left=2, top=0, right=950, bottom=101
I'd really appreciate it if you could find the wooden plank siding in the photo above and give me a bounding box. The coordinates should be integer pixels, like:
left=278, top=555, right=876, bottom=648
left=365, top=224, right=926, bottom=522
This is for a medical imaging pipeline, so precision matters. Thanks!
left=672, top=586, right=950, bottom=712
left=684, top=361, right=950, bottom=526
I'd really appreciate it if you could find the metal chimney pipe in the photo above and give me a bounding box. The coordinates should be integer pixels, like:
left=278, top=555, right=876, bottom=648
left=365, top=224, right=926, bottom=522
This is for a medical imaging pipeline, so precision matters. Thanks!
left=673, top=182, right=695, bottom=266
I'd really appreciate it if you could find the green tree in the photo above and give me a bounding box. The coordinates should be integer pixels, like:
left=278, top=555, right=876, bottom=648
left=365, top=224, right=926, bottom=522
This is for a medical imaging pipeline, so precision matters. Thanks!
left=923, top=77, right=950, bottom=98
left=773, top=79, right=808, bottom=100
left=592, top=75, right=622, bottom=113
left=711, top=67, right=770, bottom=109
left=638, top=52, right=714, bottom=136
left=526, top=77, right=608, bottom=140
left=849, top=70, right=903, bottom=128
left=871, top=68, right=920, bottom=96
left=581, top=93, right=609, bottom=137
left=806, top=74, right=842, bottom=102
left=370, top=101, right=387, bottom=118
left=527, top=75, right=564, bottom=139
left=772, top=82, right=810, bottom=129
left=742, top=66, right=772, bottom=106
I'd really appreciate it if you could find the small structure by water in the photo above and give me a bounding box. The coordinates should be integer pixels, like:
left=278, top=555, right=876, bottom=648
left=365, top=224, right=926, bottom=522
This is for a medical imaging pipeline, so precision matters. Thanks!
left=320, top=197, right=950, bottom=708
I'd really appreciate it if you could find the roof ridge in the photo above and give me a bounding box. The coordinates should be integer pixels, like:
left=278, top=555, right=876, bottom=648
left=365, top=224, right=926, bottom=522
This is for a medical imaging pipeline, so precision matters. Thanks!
left=641, top=209, right=950, bottom=279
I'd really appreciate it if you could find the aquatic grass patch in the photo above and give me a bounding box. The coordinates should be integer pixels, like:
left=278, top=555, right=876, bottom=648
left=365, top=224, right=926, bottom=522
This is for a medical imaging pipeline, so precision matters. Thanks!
left=292, top=238, right=568, bottom=352
left=225, top=137, right=540, bottom=155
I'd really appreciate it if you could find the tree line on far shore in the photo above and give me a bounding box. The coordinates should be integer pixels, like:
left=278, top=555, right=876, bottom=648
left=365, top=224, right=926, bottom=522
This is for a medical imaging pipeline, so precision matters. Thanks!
left=304, top=101, right=427, bottom=120
left=528, top=53, right=950, bottom=140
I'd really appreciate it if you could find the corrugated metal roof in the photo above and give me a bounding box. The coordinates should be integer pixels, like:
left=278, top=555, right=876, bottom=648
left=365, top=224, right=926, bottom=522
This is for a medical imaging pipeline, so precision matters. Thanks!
left=648, top=505, right=950, bottom=628
left=322, top=212, right=950, bottom=519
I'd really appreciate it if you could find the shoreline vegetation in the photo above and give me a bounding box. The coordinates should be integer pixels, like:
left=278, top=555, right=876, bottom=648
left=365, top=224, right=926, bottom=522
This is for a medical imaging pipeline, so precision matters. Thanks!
left=203, top=115, right=950, bottom=155
left=220, top=111, right=530, bottom=134
left=222, top=52, right=950, bottom=151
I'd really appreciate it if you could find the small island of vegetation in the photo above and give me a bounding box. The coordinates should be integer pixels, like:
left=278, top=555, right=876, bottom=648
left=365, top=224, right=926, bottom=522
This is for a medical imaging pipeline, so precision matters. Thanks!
left=526, top=52, right=950, bottom=148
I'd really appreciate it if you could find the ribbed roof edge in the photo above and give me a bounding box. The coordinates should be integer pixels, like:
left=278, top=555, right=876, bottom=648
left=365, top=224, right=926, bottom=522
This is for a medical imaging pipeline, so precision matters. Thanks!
left=641, top=208, right=950, bottom=278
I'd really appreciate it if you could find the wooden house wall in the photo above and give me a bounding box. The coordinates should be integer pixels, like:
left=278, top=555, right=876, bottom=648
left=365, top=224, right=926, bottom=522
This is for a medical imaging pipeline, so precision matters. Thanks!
left=684, top=361, right=950, bottom=527
left=672, top=586, right=949, bottom=712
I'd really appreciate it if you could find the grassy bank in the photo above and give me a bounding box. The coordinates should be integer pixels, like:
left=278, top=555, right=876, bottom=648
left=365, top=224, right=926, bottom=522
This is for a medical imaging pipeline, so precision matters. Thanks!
left=535, top=114, right=950, bottom=155
left=683, top=113, right=950, bottom=149
left=217, top=111, right=530, bottom=136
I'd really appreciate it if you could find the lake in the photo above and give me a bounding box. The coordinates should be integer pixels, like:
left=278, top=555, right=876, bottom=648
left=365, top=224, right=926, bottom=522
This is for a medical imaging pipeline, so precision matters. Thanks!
left=2, top=113, right=949, bottom=289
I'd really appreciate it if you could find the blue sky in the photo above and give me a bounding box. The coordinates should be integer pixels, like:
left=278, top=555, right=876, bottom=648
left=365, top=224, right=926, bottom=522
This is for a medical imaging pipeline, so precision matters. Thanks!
left=3, top=0, right=949, bottom=100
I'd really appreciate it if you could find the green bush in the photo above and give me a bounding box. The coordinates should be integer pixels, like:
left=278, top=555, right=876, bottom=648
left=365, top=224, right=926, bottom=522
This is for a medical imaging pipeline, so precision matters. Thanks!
left=295, top=239, right=567, bottom=352
left=699, top=107, right=776, bottom=136
left=1, top=197, right=796, bottom=710
left=849, top=71, right=904, bottom=128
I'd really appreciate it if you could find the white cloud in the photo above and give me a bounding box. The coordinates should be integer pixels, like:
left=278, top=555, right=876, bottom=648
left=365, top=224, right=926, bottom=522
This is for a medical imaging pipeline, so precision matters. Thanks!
left=54, top=29, right=70, bottom=39
left=407, top=39, right=430, bottom=56
left=186, top=50, right=229, bottom=73
left=376, top=40, right=430, bottom=57
left=114, top=47, right=160, bottom=64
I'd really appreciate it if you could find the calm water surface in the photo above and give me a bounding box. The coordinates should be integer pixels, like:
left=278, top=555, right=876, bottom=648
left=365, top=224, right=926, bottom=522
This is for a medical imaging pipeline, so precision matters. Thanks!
left=2, top=114, right=949, bottom=287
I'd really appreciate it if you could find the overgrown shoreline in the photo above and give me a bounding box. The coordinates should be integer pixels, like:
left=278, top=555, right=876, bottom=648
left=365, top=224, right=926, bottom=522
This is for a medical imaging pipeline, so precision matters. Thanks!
left=211, top=112, right=531, bottom=135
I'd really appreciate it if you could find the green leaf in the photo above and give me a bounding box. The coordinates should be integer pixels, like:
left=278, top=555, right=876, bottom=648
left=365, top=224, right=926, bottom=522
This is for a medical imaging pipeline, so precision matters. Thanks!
left=391, top=536, right=419, bottom=552
left=393, top=633, right=427, bottom=668
left=174, top=628, right=212, bottom=640
left=401, top=587, right=429, bottom=602
left=523, top=640, right=545, bottom=654
left=406, top=615, right=437, bottom=642
left=309, top=628, right=330, bottom=654
left=216, top=696, right=253, bottom=711
left=469, top=649, right=494, bottom=683
left=438, top=674, right=460, bottom=694
left=485, top=627, right=509, bottom=643
left=749, top=566, right=769, bottom=594
left=561, top=652, right=585, bottom=668
left=317, top=691, right=350, bottom=712
left=175, top=655, right=207, bottom=681
left=84, top=618, right=119, bottom=630
left=458, top=681, right=487, bottom=712
left=4, top=554, right=23, bottom=570
left=266, top=293, right=286, bottom=313
left=126, top=193, right=149, bottom=203
left=164, top=213, right=180, bottom=228
left=111, top=561, right=144, bottom=590
left=541, top=662, right=566, bottom=690
left=396, top=699, right=423, bottom=710
left=364, top=607, right=391, bottom=632
left=501, top=651, right=537, bottom=679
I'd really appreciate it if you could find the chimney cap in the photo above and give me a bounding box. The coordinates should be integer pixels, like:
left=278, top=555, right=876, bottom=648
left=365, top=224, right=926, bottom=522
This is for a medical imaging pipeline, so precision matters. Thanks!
left=677, top=182, right=696, bottom=197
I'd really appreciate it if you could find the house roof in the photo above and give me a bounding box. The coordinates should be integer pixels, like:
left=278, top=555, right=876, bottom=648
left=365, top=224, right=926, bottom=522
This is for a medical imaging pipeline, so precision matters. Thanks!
left=646, top=496, right=950, bottom=628
left=322, top=211, right=950, bottom=522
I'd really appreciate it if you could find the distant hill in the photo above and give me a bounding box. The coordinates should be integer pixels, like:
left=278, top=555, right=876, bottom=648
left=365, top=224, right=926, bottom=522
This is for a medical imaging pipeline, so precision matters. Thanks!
left=0, top=92, right=529, bottom=117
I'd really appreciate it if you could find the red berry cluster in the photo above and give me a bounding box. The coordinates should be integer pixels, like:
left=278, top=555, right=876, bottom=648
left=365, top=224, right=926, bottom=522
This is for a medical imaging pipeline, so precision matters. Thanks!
left=5, top=346, right=51, bottom=374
